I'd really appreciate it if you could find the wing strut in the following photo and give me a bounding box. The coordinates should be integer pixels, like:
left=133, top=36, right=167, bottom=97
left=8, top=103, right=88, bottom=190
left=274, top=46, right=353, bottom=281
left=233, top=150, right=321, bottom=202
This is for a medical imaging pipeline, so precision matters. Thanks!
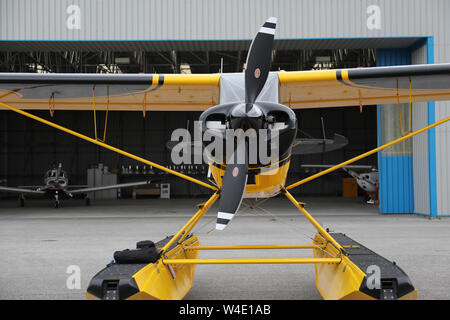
left=0, top=101, right=218, bottom=191
left=286, top=115, right=450, bottom=190
left=93, top=85, right=110, bottom=142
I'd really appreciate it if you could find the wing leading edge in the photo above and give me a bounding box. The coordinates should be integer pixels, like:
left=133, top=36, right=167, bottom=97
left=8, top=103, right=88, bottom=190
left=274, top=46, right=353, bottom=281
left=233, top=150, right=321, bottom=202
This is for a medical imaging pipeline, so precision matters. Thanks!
left=2, top=63, right=450, bottom=111
left=0, top=73, right=220, bottom=111
left=278, top=63, right=450, bottom=109
left=0, top=186, right=45, bottom=195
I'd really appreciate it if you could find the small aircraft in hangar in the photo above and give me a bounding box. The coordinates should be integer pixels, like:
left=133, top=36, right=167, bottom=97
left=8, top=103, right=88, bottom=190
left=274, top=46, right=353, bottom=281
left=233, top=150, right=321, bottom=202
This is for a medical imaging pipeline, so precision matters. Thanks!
left=0, top=162, right=151, bottom=208
left=301, top=164, right=379, bottom=203
left=1, top=17, right=450, bottom=300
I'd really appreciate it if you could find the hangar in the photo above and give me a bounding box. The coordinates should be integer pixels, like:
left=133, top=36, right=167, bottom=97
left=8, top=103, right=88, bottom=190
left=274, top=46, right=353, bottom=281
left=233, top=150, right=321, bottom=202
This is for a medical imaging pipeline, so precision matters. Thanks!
left=1, top=0, right=449, bottom=216
left=1, top=0, right=450, bottom=302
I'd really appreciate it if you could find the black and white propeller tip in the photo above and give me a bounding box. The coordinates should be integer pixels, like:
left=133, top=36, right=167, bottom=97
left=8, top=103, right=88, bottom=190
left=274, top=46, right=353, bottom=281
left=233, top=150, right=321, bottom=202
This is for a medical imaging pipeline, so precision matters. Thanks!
left=260, top=17, right=277, bottom=34
left=216, top=211, right=235, bottom=230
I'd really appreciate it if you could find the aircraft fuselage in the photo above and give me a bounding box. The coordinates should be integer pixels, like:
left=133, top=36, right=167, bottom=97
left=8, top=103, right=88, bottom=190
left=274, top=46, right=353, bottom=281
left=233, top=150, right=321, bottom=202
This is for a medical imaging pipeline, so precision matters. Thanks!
left=199, top=101, right=297, bottom=198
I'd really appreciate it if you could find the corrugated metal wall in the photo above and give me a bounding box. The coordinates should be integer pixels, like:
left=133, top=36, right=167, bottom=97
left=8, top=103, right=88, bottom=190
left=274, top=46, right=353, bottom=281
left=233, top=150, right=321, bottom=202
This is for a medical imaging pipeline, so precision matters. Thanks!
left=434, top=39, right=450, bottom=216
left=436, top=103, right=450, bottom=216
left=1, top=0, right=450, bottom=41
left=411, top=43, right=430, bottom=215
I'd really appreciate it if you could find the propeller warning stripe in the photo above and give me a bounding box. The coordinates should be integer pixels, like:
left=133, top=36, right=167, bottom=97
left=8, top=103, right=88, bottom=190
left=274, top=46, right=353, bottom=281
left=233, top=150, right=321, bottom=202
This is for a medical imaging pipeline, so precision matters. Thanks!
left=259, top=27, right=275, bottom=35
left=216, top=218, right=230, bottom=230
left=218, top=212, right=235, bottom=220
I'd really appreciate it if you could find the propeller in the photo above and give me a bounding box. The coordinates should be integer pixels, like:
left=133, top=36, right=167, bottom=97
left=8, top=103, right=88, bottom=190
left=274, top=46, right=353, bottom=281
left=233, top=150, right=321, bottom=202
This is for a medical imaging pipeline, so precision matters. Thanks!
left=245, top=17, right=277, bottom=111
left=216, top=138, right=248, bottom=230
left=216, top=17, right=277, bottom=230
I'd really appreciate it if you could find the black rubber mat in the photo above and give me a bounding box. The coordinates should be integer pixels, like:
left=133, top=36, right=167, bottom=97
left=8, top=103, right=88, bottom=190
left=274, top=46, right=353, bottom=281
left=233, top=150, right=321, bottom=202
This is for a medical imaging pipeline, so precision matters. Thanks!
left=330, top=233, right=415, bottom=299
left=86, top=234, right=191, bottom=299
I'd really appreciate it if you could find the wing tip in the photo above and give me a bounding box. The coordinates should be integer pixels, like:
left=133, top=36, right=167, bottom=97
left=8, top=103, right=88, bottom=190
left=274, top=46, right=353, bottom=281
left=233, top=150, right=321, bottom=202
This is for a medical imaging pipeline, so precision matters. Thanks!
left=267, top=17, right=277, bottom=24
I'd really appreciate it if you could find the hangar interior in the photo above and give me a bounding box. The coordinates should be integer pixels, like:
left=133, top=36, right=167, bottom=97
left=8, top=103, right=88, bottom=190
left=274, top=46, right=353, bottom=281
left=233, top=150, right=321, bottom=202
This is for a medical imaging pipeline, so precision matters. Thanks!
left=1, top=37, right=448, bottom=218
left=0, top=45, right=380, bottom=199
left=1, top=0, right=449, bottom=217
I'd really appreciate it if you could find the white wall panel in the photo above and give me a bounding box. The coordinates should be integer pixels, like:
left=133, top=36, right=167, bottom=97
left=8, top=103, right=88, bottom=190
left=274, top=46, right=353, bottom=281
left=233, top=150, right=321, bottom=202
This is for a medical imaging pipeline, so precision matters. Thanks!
left=0, top=0, right=449, bottom=42
left=411, top=44, right=430, bottom=215
left=435, top=102, right=450, bottom=215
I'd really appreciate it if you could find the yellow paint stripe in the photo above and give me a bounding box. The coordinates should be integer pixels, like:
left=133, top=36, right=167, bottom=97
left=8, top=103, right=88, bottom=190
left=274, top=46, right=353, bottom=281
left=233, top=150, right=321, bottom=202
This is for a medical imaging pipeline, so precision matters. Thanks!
left=153, top=74, right=159, bottom=86
left=163, top=73, right=220, bottom=85
left=185, top=244, right=321, bottom=250
left=278, top=70, right=337, bottom=83
left=341, top=69, right=349, bottom=81
left=163, top=258, right=342, bottom=265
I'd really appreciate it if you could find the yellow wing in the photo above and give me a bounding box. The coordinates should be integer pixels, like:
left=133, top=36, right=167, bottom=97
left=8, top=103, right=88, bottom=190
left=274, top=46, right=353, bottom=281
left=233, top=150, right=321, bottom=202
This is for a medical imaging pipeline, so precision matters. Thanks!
left=278, top=63, right=450, bottom=109
left=0, top=73, right=220, bottom=111
left=2, top=63, right=450, bottom=112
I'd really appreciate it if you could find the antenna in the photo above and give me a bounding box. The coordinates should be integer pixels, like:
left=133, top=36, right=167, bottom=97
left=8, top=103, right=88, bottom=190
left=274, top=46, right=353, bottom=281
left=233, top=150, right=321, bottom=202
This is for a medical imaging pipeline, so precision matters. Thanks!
left=321, top=117, right=326, bottom=140
left=321, top=117, right=326, bottom=154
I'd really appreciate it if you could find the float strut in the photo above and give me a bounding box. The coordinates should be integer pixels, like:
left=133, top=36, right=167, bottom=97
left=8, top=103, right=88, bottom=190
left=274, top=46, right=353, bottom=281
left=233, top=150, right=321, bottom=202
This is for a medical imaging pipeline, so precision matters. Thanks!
left=286, top=116, right=450, bottom=190
left=160, top=192, right=220, bottom=254
left=0, top=101, right=218, bottom=191
left=283, top=189, right=346, bottom=255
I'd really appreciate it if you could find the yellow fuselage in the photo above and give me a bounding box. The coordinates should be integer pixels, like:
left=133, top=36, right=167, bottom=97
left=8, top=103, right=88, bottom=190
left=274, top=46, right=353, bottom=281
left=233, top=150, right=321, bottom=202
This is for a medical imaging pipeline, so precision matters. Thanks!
left=209, top=158, right=291, bottom=198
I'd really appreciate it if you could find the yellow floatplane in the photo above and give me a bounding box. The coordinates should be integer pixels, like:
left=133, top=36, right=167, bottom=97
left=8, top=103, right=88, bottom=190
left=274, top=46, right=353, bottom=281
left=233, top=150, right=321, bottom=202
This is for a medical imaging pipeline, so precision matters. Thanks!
left=1, top=17, right=450, bottom=300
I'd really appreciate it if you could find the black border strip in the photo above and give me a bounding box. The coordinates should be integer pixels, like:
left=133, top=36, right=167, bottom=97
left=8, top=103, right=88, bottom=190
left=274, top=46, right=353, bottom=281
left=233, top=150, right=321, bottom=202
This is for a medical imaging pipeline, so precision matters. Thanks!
left=347, top=63, right=450, bottom=80
left=0, top=73, right=155, bottom=84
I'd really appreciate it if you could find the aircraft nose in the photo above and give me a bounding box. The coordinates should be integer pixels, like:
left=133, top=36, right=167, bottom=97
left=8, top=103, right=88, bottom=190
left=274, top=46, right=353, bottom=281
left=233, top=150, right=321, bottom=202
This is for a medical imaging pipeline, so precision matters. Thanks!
left=229, top=103, right=263, bottom=130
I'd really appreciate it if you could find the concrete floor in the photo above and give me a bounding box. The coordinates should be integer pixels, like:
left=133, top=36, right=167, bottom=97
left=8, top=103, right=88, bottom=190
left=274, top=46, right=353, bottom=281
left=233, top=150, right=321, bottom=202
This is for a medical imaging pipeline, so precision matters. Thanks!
left=0, top=196, right=449, bottom=300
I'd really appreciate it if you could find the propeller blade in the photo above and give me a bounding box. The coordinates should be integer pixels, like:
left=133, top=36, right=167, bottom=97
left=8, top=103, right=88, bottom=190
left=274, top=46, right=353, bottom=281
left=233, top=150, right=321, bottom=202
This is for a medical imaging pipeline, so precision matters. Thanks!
left=245, top=17, right=277, bottom=108
left=216, top=140, right=248, bottom=230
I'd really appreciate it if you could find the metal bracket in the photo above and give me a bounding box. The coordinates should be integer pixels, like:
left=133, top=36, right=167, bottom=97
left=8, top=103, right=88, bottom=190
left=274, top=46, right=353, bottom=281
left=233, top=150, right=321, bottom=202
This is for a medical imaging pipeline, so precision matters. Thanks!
left=49, top=92, right=55, bottom=117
